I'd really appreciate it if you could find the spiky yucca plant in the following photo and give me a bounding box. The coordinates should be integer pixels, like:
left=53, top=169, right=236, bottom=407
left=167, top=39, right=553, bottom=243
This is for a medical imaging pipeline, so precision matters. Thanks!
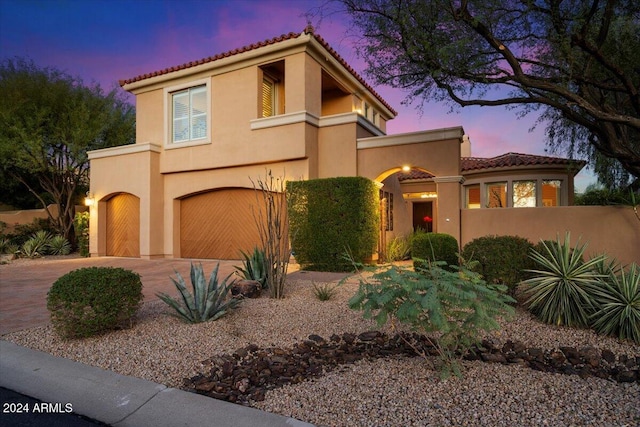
left=590, top=263, right=640, bottom=344
left=522, top=233, right=606, bottom=327
left=157, top=263, right=240, bottom=323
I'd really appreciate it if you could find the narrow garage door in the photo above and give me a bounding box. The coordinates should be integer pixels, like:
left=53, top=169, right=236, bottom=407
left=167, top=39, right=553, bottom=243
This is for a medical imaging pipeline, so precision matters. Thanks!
left=180, top=188, right=263, bottom=260
left=106, top=193, right=140, bottom=257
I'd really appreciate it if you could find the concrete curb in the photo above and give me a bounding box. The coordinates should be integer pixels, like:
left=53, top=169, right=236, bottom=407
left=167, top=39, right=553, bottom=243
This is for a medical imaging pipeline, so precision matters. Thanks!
left=0, top=340, right=313, bottom=427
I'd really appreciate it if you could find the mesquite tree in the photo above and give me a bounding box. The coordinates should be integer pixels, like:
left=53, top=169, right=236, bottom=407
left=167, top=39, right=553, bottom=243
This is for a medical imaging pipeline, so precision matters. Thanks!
left=336, top=0, right=640, bottom=188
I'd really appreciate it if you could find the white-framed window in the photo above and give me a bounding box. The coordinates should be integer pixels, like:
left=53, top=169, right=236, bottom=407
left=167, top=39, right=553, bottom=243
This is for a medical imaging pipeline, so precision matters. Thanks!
left=164, top=78, right=210, bottom=147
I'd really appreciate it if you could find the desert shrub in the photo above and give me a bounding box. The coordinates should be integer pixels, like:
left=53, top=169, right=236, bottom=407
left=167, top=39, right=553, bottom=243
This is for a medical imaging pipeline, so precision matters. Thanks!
left=349, top=261, right=514, bottom=377
left=522, top=233, right=605, bottom=327
left=461, top=235, right=535, bottom=292
left=47, top=267, right=143, bottom=339
left=411, top=233, right=458, bottom=270
left=157, top=263, right=240, bottom=323
left=386, top=234, right=412, bottom=262
left=590, top=263, right=640, bottom=344
left=4, top=218, right=54, bottom=247
left=47, top=235, right=72, bottom=255
left=312, top=281, right=338, bottom=301
left=74, top=211, right=90, bottom=257
left=235, top=247, right=267, bottom=289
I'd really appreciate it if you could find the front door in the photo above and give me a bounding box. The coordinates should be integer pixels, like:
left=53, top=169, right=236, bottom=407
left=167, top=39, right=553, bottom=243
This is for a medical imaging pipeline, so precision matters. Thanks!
left=412, top=201, right=433, bottom=232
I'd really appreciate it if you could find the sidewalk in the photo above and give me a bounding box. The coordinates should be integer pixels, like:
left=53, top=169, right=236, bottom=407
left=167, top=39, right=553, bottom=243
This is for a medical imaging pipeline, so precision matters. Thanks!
left=0, top=256, right=313, bottom=426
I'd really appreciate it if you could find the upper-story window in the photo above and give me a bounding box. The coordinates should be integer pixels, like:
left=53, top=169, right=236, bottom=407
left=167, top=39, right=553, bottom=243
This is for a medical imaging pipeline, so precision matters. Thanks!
left=172, top=85, right=207, bottom=143
left=260, top=61, right=284, bottom=118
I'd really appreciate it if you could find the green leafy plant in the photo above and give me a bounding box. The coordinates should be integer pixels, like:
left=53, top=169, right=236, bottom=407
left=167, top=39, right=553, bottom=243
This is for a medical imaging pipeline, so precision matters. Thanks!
left=47, top=267, right=143, bottom=339
left=74, top=211, right=90, bottom=257
left=461, top=235, right=535, bottom=293
left=312, top=281, right=338, bottom=301
left=235, top=247, right=267, bottom=289
left=411, top=233, right=459, bottom=270
left=157, top=263, right=240, bottom=323
left=47, top=235, right=71, bottom=255
left=386, top=234, right=411, bottom=262
left=522, top=233, right=606, bottom=327
left=590, top=263, right=640, bottom=344
left=349, top=260, right=514, bottom=377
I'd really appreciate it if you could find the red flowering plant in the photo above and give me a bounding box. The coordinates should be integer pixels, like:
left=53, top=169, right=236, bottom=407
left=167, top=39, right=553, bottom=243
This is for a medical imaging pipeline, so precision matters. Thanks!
left=423, top=216, right=433, bottom=232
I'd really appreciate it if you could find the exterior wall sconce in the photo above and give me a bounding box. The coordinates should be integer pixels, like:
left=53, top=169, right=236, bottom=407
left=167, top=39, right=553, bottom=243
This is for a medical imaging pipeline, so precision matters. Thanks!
left=84, top=192, right=95, bottom=207
left=402, top=165, right=411, bottom=172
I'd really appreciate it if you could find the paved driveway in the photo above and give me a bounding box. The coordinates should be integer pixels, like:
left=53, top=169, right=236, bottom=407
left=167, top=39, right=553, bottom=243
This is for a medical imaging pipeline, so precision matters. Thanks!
left=0, top=257, right=245, bottom=335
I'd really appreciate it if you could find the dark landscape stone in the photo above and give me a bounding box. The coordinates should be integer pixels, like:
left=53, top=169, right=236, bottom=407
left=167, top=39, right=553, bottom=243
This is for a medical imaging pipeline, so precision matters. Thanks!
left=231, top=280, right=261, bottom=298
left=183, top=332, right=640, bottom=405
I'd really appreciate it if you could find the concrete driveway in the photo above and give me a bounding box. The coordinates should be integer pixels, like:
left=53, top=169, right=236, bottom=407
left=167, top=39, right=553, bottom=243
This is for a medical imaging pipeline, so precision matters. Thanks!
left=0, top=256, right=246, bottom=335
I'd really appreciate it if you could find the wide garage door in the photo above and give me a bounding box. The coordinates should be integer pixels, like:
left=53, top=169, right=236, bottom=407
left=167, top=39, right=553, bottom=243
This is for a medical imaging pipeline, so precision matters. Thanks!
left=106, top=193, right=140, bottom=257
left=180, top=188, right=263, bottom=259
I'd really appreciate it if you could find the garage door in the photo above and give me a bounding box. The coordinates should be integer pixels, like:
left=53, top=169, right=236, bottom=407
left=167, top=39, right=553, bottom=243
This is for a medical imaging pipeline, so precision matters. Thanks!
left=180, top=188, right=264, bottom=259
left=106, top=193, right=140, bottom=257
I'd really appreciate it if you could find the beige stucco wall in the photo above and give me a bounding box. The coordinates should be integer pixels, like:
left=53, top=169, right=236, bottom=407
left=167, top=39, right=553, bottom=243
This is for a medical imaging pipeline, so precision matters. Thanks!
left=461, top=206, right=640, bottom=266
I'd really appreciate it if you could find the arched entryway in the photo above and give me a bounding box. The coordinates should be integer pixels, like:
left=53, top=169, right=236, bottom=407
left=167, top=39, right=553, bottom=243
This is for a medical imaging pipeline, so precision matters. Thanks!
left=106, top=193, right=140, bottom=257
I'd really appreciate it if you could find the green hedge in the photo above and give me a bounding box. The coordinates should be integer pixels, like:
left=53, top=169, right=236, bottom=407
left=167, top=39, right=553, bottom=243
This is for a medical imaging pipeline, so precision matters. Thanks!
left=287, top=177, right=379, bottom=272
left=412, top=233, right=459, bottom=270
left=461, top=235, right=535, bottom=293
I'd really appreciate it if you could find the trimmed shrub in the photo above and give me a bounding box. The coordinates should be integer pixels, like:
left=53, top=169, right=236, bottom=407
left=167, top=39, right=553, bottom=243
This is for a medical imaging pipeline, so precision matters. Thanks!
left=47, top=267, right=143, bottom=338
left=287, top=177, right=379, bottom=272
left=411, top=233, right=458, bottom=270
left=461, top=235, right=535, bottom=293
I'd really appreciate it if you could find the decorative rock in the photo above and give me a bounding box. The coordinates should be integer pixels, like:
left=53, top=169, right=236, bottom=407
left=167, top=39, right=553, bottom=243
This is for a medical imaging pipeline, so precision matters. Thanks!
left=601, top=349, right=616, bottom=364
left=231, top=280, right=261, bottom=298
left=580, top=346, right=601, bottom=368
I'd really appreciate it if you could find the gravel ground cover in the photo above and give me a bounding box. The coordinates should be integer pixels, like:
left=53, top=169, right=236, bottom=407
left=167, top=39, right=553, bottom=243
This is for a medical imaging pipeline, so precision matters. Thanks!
left=3, top=275, right=639, bottom=426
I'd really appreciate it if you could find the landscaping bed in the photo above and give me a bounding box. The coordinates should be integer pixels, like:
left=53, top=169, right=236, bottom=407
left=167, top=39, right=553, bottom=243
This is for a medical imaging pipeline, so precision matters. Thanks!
left=3, top=276, right=639, bottom=426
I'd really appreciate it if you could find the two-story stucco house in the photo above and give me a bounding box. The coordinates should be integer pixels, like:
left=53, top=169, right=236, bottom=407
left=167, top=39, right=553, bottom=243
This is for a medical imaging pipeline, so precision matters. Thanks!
left=88, top=27, right=584, bottom=260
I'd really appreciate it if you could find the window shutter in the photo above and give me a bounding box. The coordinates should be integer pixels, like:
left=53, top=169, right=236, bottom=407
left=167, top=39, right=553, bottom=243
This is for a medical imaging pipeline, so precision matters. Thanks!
left=262, top=78, right=274, bottom=117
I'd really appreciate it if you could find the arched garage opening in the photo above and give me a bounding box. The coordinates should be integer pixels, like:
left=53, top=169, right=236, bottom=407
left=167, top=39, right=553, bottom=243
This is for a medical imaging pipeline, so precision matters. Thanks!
left=180, top=188, right=263, bottom=260
left=106, top=193, right=140, bottom=257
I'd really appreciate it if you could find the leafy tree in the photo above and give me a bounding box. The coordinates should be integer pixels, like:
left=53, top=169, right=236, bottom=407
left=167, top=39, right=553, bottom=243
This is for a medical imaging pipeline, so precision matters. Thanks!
left=336, top=0, right=640, bottom=188
left=0, top=58, right=135, bottom=246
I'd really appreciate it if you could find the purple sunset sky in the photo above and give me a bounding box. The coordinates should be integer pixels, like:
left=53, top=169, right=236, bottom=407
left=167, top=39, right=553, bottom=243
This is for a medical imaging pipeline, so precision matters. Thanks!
left=0, top=0, right=595, bottom=190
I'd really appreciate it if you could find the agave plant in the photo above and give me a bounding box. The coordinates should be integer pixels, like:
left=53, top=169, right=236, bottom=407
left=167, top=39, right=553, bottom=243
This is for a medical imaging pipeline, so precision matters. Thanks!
left=522, top=233, right=606, bottom=327
left=590, top=263, right=640, bottom=344
left=157, top=263, right=240, bottom=323
left=47, top=235, right=72, bottom=255
left=235, top=247, right=267, bottom=289
left=20, top=230, right=53, bottom=258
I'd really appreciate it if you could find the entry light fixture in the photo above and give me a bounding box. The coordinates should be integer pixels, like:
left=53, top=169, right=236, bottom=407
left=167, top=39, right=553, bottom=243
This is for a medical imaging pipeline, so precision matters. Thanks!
left=84, top=192, right=95, bottom=207
left=401, top=165, right=411, bottom=172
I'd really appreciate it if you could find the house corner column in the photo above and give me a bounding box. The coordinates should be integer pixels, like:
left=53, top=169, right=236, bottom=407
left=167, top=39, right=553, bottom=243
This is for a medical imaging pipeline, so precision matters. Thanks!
left=433, top=175, right=464, bottom=246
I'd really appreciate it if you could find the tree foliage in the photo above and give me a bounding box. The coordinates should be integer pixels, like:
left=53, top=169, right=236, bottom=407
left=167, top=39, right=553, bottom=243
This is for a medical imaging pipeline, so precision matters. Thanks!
left=0, top=58, right=135, bottom=245
left=337, top=0, right=640, bottom=188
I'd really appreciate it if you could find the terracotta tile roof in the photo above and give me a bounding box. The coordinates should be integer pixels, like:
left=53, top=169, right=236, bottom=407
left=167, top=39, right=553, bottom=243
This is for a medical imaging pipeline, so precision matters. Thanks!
left=119, top=26, right=397, bottom=116
left=397, top=152, right=585, bottom=181
left=461, top=152, right=586, bottom=172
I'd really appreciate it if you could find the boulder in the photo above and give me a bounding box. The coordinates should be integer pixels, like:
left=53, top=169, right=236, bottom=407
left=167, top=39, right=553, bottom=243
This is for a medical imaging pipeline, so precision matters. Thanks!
left=231, top=280, right=261, bottom=298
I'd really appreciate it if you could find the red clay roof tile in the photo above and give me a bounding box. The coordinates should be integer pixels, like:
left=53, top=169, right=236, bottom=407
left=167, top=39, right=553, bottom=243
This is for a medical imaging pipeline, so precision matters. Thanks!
left=119, top=27, right=397, bottom=116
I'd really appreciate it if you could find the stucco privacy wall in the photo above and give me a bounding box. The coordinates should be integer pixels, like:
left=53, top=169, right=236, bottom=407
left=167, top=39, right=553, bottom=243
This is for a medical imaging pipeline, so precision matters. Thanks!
left=0, top=205, right=88, bottom=233
left=461, top=206, right=640, bottom=266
